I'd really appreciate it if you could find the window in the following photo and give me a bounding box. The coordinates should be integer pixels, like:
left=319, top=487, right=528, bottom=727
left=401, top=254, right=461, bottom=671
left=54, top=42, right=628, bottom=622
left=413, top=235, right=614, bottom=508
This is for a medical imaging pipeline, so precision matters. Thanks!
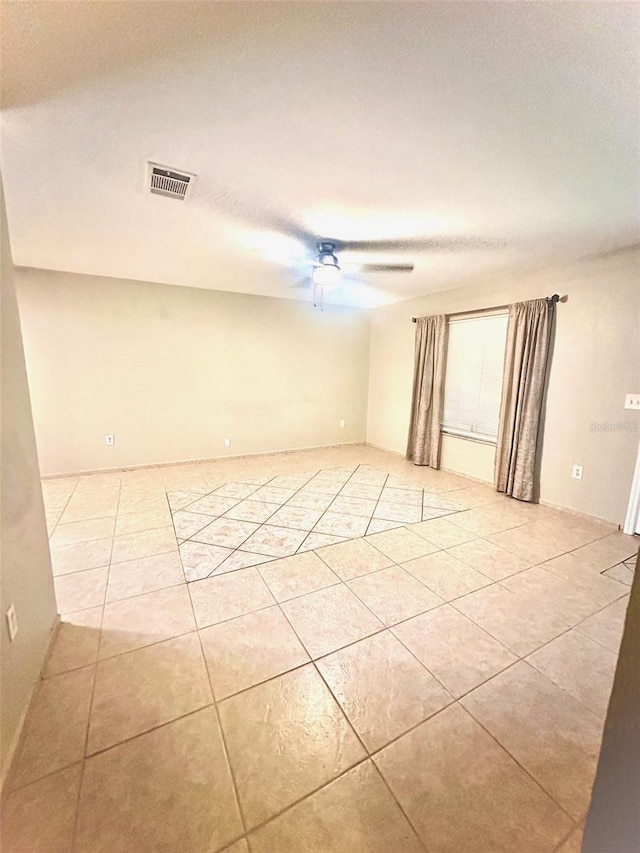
left=442, top=313, right=508, bottom=442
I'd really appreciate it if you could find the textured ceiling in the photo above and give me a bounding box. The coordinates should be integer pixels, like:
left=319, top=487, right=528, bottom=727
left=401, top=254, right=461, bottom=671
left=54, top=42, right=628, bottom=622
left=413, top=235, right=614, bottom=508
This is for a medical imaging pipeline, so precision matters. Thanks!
left=2, top=1, right=639, bottom=307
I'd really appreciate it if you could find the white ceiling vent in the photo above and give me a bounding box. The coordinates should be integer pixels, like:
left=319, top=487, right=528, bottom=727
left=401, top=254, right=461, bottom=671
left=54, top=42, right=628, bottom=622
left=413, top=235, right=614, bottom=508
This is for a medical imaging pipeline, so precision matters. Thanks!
left=147, top=162, right=195, bottom=200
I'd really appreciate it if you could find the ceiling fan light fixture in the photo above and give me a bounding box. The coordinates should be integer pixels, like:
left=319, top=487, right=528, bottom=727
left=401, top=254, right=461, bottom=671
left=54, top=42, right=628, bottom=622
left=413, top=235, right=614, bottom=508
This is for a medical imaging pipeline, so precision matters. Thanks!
left=312, top=263, right=341, bottom=286
left=312, top=240, right=341, bottom=287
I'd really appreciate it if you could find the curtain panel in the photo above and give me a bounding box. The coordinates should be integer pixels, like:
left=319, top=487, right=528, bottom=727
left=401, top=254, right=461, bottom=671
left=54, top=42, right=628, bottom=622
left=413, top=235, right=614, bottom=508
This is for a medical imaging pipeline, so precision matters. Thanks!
left=406, top=315, right=447, bottom=467
left=495, top=297, right=555, bottom=501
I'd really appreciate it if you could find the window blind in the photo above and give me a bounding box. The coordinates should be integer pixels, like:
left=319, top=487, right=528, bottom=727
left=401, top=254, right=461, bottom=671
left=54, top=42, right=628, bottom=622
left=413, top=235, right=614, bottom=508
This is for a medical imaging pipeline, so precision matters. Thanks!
left=442, top=312, right=508, bottom=441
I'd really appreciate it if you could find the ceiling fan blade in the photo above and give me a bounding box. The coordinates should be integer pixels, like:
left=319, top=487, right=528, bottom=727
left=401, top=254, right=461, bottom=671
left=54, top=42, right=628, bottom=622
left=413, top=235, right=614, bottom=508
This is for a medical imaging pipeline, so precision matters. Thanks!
left=351, top=263, right=414, bottom=273
left=199, top=189, right=317, bottom=248
left=335, top=236, right=504, bottom=253
left=292, top=275, right=312, bottom=289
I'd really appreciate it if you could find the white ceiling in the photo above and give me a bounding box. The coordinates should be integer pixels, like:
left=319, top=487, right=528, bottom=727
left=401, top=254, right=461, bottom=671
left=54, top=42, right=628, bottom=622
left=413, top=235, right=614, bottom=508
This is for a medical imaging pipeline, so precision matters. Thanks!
left=2, top=1, right=639, bottom=307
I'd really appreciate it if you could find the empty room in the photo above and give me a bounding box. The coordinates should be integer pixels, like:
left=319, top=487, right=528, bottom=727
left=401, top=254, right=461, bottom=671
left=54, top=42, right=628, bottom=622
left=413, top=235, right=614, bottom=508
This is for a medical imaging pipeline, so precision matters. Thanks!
left=1, top=2, right=639, bottom=851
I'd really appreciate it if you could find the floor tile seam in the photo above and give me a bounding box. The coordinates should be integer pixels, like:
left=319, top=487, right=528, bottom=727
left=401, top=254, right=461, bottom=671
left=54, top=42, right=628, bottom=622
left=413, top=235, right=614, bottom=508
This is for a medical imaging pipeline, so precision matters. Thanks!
left=456, top=697, right=580, bottom=825
left=297, top=464, right=378, bottom=539
left=523, top=653, right=616, bottom=720
left=367, top=754, right=431, bottom=852
left=364, top=471, right=391, bottom=536
left=189, top=598, right=278, bottom=632
left=70, top=626, right=104, bottom=851
left=56, top=506, right=120, bottom=527
left=54, top=509, right=119, bottom=529
left=446, top=513, right=532, bottom=537
left=51, top=531, right=117, bottom=550
left=95, top=622, right=200, bottom=666
left=311, top=546, right=400, bottom=582
left=268, top=565, right=390, bottom=638
left=445, top=583, right=603, bottom=658
left=199, top=692, right=250, bottom=840
left=452, top=581, right=628, bottom=661
left=53, top=560, right=112, bottom=579
left=273, top=593, right=388, bottom=664
left=254, top=563, right=342, bottom=604
left=184, top=584, right=249, bottom=837
left=540, top=590, right=632, bottom=653
left=510, top=561, right=631, bottom=602
left=300, top=651, right=433, bottom=853
left=174, top=480, right=264, bottom=515
left=71, top=477, right=125, bottom=851
left=387, top=612, right=502, bottom=700
left=267, top=592, right=385, bottom=786
left=434, top=539, right=535, bottom=579
left=104, top=577, right=186, bottom=606
left=109, top=544, right=179, bottom=567
left=114, top=520, right=175, bottom=540
left=552, top=822, right=582, bottom=853
left=399, top=553, right=504, bottom=600
left=361, top=529, right=431, bottom=562
left=182, top=473, right=323, bottom=561
left=343, top=572, right=446, bottom=629
left=4, top=655, right=98, bottom=795
left=82, top=700, right=218, bottom=766
left=177, top=463, right=361, bottom=556
left=239, top=753, right=374, bottom=840
left=443, top=614, right=614, bottom=726
left=223, top=500, right=283, bottom=525
left=2, top=759, right=85, bottom=801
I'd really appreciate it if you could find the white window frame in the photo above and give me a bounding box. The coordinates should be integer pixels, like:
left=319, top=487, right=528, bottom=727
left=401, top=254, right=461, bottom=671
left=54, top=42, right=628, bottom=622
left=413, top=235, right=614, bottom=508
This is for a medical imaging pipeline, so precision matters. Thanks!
left=441, top=311, right=508, bottom=445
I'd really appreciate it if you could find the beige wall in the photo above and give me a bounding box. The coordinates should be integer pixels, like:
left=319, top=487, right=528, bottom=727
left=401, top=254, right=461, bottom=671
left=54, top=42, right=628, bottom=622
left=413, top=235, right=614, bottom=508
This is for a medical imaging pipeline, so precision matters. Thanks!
left=16, top=269, right=371, bottom=476
left=0, top=179, right=57, bottom=783
left=367, top=246, right=640, bottom=523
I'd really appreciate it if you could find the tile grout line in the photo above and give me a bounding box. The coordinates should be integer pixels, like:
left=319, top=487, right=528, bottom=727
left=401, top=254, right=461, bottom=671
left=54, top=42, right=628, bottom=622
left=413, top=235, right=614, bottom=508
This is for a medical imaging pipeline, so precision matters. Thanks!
left=185, top=472, right=315, bottom=576
left=186, top=467, right=351, bottom=573
left=44, top=477, right=81, bottom=541
left=69, top=476, right=122, bottom=852
left=185, top=576, right=251, bottom=843
left=292, top=463, right=363, bottom=548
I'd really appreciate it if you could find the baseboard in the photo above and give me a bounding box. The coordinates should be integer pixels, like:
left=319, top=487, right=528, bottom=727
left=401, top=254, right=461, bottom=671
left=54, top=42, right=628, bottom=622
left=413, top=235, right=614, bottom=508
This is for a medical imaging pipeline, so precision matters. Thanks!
left=365, top=441, right=404, bottom=456
left=536, top=497, right=622, bottom=531
left=0, top=615, right=61, bottom=796
left=364, top=442, right=627, bottom=528
left=41, top=441, right=367, bottom=479
left=364, top=441, right=493, bottom=487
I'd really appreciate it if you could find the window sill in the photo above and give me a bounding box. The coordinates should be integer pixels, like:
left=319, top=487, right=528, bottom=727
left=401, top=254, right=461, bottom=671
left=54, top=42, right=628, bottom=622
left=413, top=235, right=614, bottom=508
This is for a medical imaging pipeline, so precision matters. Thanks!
left=441, top=428, right=497, bottom=447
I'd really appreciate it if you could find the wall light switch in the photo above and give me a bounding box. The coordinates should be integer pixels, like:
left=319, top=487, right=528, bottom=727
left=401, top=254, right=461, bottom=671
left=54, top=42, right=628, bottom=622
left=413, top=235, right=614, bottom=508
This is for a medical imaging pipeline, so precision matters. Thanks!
left=624, top=393, right=640, bottom=410
left=224, top=438, right=231, bottom=448
left=339, top=419, right=345, bottom=428
left=105, top=434, right=115, bottom=446
left=572, top=464, right=583, bottom=480
left=6, top=604, right=18, bottom=641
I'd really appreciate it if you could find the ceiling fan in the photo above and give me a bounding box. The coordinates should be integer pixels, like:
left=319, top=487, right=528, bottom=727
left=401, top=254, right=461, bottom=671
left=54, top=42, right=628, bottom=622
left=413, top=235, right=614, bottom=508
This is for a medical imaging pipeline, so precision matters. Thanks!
left=308, top=240, right=414, bottom=307
left=198, top=188, right=504, bottom=305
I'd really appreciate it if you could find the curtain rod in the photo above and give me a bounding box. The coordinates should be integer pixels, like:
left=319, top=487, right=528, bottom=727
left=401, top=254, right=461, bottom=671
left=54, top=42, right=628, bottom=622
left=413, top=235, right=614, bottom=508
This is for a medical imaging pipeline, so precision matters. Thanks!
left=412, top=293, right=561, bottom=322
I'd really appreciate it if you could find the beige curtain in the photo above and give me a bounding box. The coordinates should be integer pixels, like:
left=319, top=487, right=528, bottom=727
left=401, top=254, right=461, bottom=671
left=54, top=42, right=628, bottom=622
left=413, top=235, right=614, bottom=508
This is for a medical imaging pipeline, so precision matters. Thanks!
left=406, top=315, right=447, bottom=467
left=495, top=298, right=555, bottom=500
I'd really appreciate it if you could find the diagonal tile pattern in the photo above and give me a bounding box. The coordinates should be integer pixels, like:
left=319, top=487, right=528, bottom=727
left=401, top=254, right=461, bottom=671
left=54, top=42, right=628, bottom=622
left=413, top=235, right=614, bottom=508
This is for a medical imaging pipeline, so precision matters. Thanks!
left=6, top=447, right=638, bottom=851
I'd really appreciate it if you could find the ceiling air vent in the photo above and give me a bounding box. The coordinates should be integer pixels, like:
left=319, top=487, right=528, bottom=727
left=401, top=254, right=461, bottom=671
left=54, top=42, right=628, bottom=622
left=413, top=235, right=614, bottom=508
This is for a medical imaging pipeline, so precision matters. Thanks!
left=147, top=162, right=195, bottom=200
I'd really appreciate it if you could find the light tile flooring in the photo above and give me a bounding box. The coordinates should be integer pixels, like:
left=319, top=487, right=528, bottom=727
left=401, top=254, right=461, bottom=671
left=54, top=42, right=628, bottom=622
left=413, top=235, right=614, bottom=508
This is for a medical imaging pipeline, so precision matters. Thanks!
left=2, top=444, right=638, bottom=852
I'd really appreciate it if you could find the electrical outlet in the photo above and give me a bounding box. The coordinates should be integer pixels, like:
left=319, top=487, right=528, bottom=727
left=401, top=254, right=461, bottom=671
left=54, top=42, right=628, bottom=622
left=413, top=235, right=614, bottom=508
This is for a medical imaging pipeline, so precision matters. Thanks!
left=571, top=464, right=583, bottom=480
left=339, top=419, right=345, bottom=428
left=6, top=604, right=18, bottom=641
left=624, top=393, right=640, bottom=410
left=105, top=434, right=115, bottom=446
left=224, top=438, right=231, bottom=448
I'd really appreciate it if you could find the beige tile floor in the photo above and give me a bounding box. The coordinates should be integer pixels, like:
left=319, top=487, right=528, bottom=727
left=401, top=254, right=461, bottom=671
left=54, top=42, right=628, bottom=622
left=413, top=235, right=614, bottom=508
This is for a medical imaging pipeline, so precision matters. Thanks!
left=2, top=444, right=638, bottom=852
